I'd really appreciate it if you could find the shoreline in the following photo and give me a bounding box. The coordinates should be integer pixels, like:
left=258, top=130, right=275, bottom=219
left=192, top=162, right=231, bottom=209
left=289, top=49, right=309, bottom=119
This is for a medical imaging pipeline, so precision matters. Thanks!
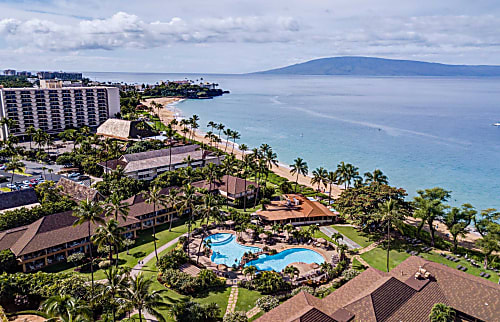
left=143, top=97, right=343, bottom=198
left=143, top=97, right=484, bottom=247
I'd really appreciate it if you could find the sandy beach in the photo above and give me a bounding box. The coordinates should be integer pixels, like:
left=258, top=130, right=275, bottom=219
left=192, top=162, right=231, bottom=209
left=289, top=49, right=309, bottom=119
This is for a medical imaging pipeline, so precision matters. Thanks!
left=143, top=98, right=488, bottom=247
left=143, top=97, right=343, bottom=198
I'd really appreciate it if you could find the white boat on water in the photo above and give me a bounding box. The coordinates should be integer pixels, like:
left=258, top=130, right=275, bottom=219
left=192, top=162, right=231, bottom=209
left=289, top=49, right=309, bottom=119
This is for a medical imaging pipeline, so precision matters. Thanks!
left=493, top=122, right=500, bottom=126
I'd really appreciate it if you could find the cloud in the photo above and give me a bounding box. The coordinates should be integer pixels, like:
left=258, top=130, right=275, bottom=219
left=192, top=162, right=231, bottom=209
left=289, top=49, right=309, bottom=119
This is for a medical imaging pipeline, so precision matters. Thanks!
left=0, top=12, right=301, bottom=51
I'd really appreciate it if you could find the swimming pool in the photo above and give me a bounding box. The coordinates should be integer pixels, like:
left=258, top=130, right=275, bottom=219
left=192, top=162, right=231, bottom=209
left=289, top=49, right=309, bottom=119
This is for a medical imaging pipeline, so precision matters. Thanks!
left=204, top=233, right=261, bottom=267
left=246, top=248, right=325, bottom=272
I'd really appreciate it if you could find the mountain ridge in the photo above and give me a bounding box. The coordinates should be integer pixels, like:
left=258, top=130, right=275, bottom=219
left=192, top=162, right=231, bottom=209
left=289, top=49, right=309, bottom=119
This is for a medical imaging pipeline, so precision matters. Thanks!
left=253, top=56, right=500, bottom=76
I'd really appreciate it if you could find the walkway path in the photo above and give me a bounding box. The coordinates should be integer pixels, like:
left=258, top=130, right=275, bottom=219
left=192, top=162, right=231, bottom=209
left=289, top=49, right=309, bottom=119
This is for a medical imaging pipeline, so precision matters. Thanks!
left=246, top=306, right=262, bottom=319
left=132, top=232, right=188, bottom=321
left=320, top=226, right=361, bottom=249
left=225, top=285, right=239, bottom=316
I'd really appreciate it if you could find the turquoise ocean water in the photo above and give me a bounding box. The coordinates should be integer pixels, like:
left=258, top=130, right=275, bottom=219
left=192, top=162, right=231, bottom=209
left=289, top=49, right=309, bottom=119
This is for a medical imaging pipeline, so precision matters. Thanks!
left=86, top=72, right=500, bottom=210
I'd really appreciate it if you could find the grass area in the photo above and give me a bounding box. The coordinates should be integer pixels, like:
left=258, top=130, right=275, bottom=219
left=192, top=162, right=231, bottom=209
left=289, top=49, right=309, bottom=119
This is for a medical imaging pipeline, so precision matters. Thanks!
left=360, top=246, right=410, bottom=272
left=235, top=288, right=262, bottom=313
left=249, top=311, right=265, bottom=321
left=44, top=219, right=192, bottom=280
left=359, top=238, right=499, bottom=283
left=332, top=225, right=377, bottom=248
left=140, top=242, right=232, bottom=321
left=352, top=257, right=367, bottom=271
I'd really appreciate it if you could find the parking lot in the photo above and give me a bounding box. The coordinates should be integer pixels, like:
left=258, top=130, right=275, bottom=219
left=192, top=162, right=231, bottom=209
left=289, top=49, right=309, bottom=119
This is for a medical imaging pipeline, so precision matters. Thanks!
left=0, top=160, right=64, bottom=190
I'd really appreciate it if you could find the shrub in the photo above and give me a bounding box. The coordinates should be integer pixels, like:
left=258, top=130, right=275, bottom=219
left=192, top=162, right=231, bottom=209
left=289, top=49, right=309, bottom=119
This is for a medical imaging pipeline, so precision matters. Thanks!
left=291, top=286, right=314, bottom=297
left=253, top=271, right=291, bottom=294
left=314, top=285, right=334, bottom=298
left=169, top=301, right=220, bottom=322
left=341, top=269, right=360, bottom=282
left=67, top=253, right=85, bottom=267
left=0, top=249, right=18, bottom=273
left=255, top=295, right=279, bottom=312
left=157, top=249, right=189, bottom=270
left=0, top=305, right=7, bottom=322
left=223, top=311, right=248, bottom=322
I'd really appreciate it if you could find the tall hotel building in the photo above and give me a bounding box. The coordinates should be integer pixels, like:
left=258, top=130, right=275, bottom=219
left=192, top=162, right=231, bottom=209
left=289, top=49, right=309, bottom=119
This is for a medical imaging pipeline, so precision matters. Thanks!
left=0, top=82, right=120, bottom=140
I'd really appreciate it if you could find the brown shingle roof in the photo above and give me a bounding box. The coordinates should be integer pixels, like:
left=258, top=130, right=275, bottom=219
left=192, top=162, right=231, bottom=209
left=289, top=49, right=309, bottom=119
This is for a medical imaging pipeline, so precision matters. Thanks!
left=257, top=194, right=335, bottom=222
left=5, top=210, right=140, bottom=256
left=124, top=186, right=179, bottom=218
left=257, top=256, right=500, bottom=322
left=191, top=175, right=256, bottom=196
left=96, top=119, right=155, bottom=140
left=56, top=177, right=103, bottom=202
left=0, top=188, right=39, bottom=211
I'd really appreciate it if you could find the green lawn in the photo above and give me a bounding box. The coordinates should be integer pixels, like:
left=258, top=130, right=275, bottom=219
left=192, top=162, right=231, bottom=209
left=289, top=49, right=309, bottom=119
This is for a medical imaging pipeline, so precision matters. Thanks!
left=352, top=257, right=367, bottom=271
left=45, top=219, right=191, bottom=280
left=332, top=225, right=376, bottom=248
left=360, top=243, right=499, bottom=283
left=235, top=288, right=262, bottom=313
left=360, top=246, right=410, bottom=272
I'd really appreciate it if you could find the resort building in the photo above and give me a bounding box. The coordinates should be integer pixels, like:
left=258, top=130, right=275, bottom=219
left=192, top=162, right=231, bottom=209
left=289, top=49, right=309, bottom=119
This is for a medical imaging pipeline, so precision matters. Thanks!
left=36, top=71, right=83, bottom=81
left=99, top=144, right=221, bottom=180
left=56, top=177, right=105, bottom=202
left=256, top=194, right=337, bottom=226
left=0, top=189, right=40, bottom=214
left=257, top=256, right=500, bottom=322
left=0, top=211, right=141, bottom=272
left=0, top=84, right=120, bottom=140
left=0, top=187, right=182, bottom=272
left=192, top=175, right=257, bottom=203
left=96, top=118, right=155, bottom=141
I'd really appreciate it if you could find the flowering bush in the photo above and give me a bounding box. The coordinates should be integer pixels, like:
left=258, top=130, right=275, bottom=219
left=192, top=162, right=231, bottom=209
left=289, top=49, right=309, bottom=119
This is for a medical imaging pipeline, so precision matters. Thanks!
left=256, top=295, right=279, bottom=312
left=223, top=311, right=248, bottom=322
left=341, top=268, right=360, bottom=282
left=291, top=285, right=314, bottom=297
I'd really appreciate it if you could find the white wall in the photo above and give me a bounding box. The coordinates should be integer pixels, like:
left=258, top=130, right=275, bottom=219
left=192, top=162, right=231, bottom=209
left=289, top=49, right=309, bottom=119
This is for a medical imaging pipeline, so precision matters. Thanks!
left=107, top=87, right=120, bottom=117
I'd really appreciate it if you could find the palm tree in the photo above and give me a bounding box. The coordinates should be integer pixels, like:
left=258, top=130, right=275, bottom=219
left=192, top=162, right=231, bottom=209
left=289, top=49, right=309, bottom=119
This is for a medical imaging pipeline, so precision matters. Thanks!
left=336, top=162, right=361, bottom=189
left=223, top=128, right=232, bottom=152
left=164, top=188, right=179, bottom=232
left=25, top=125, right=35, bottom=151
left=308, top=224, right=320, bottom=237
left=413, top=188, right=450, bottom=246
left=73, top=199, right=105, bottom=296
left=142, top=186, right=166, bottom=262
left=290, top=157, right=308, bottom=192
left=242, top=265, right=257, bottom=280
left=179, top=184, right=199, bottom=256
left=92, top=219, right=125, bottom=270
left=429, top=303, right=455, bottom=322
left=122, top=273, right=166, bottom=322
left=331, top=232, right=343, bottom=246
left=377, top=199, right=405, bottom=272
left=284, top=223, right=294, bottom=239
left=326, top=171, right=338, bottom=205
left=311, top=167, right=328, bottom=192
left=195, top=195, right=220, bottom=264
left=98, top=267, right=127, bottom=322
left=241, top=153, right=252, bottom=212
left=284, top=265, right=299, bottom=279
left=364, top=169, right=389, bottom=185
left=6, top=158, right=24, bottom=188
left=263, top=147, right=279, bottom=188
left=48, top=168, right=54, bottom=181
left=320, top=262, right=332, bottom=277
left=338, top=244, right=348, bottom=261
left=104, top=193, right=130, bottom=267
left=41, top=294, right=91, bottom=322
left=230, top=130, right=241, bottom=154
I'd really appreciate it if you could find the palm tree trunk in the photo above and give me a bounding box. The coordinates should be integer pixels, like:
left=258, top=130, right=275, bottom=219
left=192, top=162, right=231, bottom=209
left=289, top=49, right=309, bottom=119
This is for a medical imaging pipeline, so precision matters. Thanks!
left=295, top=173, right=299, bottom=192
left=197, top=231, right=205, bottom=264
left=88, top=222, right=94, bottom=309
left=168, top=212, right=173, bottom=232
left=254, top=171, right=260, bottom=208
left=153, top=203, right=158, bottom=261
left=138, top=308, right=142, bottom=322
left=328, top=184, right=332, bottom=205
left=243, top=176, right=247, bottom=212
left=386, top=220, right=390, bottom=272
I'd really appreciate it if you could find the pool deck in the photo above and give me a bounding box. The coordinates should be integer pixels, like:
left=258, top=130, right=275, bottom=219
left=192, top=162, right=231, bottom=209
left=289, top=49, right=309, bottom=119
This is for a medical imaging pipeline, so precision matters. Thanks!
left=190, top=229, right=337, bottom=278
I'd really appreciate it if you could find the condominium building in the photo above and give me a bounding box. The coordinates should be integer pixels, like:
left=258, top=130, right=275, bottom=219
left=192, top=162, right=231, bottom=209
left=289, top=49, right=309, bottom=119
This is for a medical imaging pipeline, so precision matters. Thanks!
left=0, top=85, right=120, bottom=140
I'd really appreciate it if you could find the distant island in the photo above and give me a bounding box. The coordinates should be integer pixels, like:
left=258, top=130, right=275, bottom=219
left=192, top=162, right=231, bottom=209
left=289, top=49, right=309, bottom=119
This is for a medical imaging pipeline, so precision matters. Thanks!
left=254, top=56, right=500, bottom=76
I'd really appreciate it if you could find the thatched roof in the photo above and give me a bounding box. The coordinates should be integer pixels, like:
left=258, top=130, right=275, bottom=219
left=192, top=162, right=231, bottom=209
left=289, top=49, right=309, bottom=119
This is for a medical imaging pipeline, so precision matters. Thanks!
left=96, top=118, right=155, bottom=140
left=56, top=177, right=103, bottom=202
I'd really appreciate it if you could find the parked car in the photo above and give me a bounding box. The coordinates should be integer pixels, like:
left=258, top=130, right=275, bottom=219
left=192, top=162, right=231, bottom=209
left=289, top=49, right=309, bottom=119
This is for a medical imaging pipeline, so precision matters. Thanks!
left=30, top=178, right=38, bottom=184
left=23, top=180, right=31, bottom=185
left=6, top=184, right=17, bottom=190
left=0, top=165, right=5, bottom=170
left=20, top=184, right=31, bottom=190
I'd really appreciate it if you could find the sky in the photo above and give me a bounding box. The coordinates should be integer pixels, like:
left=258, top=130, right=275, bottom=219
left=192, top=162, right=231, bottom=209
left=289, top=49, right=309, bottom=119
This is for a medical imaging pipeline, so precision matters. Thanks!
left=1, top=0, right=500, bottom=73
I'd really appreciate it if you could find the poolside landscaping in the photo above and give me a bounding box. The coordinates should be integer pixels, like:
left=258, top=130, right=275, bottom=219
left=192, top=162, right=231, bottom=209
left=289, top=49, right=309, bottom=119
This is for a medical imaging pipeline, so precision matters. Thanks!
left=331, top=225, right=377, bottom=248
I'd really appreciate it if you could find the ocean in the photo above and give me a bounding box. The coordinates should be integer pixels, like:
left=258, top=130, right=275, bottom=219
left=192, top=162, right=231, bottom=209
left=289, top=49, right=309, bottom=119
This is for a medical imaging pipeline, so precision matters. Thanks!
left=85, top=72, right=500, bottom=210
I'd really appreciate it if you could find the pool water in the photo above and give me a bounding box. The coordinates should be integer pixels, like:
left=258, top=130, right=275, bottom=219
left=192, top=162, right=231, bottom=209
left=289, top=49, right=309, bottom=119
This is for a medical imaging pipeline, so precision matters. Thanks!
left=204, top=233, right=261, bottom=267
left=246, top=248, right=325, bottom=272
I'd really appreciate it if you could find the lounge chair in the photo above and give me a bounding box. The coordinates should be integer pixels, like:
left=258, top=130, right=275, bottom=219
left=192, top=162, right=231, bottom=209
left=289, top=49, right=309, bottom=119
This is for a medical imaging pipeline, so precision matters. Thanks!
left=457, top=265, right=462, bottom=269
left=461, top=267, right=467, bottom=271
left=479, top=272, right=485, bottom=277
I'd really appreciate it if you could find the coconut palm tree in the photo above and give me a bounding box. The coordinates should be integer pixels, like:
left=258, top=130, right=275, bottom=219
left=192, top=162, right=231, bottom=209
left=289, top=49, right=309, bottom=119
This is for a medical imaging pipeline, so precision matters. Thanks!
left=311, top=167, right=328, bottom=192
left=326, top=171, right=338, bottom=205
left=142, top=186, right=166, bottom=261
left=364, top=169, right=389, bottom=185
left=336, top=162, right=361, bottom=189
left=179, top=184, right=199, bottom=256
left=377, top=199, right=405, bottom=272
left=164, top=188, right=179, bottom=232
left=195, top=195, right=220, bottom=264
left=242, top=265, right=257, bottom=280
left=230, top=130, right=241, bottom=154
left=98, top=267, right=128, bottom=322
left=331, top=232, right=343, bottom=246
left=25, top=125, right=35, bottom=151
left=6, top=158, right=24, bottom=188
left=122, top=273, right=166, bottom=322
left=284, top=223, right=294, bottom=239
left=72, top=199, right=105, bottom=296
left=308, top=224, right=320, bottom=237
left=290, top=157, right=308, bottom=192
left=41, top=294, right=91, bottom=322
left=223, top=128, right=232, bottom=152
left=92, top=219, right=125, bottom=270
left=338, top=244, right=348, bottom=261
left=284, top=265, right=299, bottom=279
left=429, top=303, right=455, bottom=322
left=164, top=125, right=176, bottom=170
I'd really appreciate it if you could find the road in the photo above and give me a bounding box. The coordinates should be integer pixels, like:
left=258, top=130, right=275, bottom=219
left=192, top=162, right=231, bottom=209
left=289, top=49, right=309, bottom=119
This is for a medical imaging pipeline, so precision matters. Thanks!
left=320, top=226, right=361, bottom=249
left=0, top=160, right=64, bottom=188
